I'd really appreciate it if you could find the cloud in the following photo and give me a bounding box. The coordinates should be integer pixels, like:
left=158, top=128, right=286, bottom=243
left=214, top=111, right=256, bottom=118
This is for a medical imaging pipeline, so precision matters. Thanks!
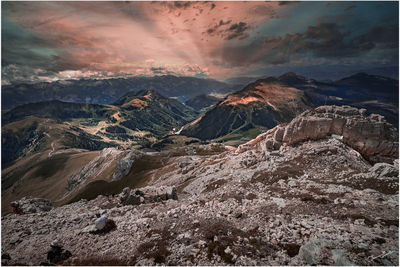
left=206, top=20, right=231, bottom=35
left=345, top=5, right=356, bottom=11
left=214, top=21, right=398, bottom=69
left=225, top=22, right=250, bottom=40
left=355, top=25, right=398, bottom=49
left=205, top=21, right=249, bottom=40
left=1, top=1, right=398, bottom=83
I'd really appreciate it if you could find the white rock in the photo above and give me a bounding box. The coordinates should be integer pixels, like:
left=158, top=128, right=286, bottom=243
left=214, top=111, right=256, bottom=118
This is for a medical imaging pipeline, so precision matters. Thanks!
left=95, top=215, right=108, bottom=230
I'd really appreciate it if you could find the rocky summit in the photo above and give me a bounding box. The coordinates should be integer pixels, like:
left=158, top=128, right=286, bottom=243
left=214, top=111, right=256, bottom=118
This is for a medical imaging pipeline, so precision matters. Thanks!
left=1, top=106, right=399, bottom=266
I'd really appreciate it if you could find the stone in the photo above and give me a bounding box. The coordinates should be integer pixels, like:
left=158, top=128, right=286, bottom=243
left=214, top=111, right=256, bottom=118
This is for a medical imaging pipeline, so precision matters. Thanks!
left=298, top=239, right=356, bottom=266
left=271, top=197, right=286, bottom=208
left=95, top=215, right=108, bottom=230
left=10, top=197, right=52, bottom=214
left=369, top=163, right=398, bottom=178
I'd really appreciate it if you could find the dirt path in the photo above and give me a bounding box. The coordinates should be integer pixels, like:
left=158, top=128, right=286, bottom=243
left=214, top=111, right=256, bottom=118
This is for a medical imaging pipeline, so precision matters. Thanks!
left=48, top=141, right=55, bottom=157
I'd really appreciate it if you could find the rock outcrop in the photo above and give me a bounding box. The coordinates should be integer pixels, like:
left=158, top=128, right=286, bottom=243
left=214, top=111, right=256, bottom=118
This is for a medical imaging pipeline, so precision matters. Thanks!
left=112, top=150, right=143, bottom=181
left=66, top=148, right=123, bottom=191
left=120, top=186, right=178, bottom=206
left=2, top=105, right=398, bottom=266
left=10, top=197, right=52, bottom=214
left=257, top=106, right=398, bottom=163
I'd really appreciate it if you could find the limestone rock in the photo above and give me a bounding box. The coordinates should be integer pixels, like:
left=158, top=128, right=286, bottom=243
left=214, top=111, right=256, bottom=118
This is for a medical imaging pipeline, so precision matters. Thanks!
left=265, top=105, right=398, bottom=163
left=119, top=186, right=178, bottom=206
left=11, top=197, right=52, bottom=214
left=369, top=163, right=398, bottom=177
left=95, top=215, right=108, bottom=230
left=112, top=150, right=143, bottom=181
left=67, top=148, right=123, bottom=191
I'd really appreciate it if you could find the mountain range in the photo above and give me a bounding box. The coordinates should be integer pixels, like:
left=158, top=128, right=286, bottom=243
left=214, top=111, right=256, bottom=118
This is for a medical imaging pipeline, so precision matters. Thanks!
left=2, top=75, right=235, bottom=110
left=2, top=72, right=398, bottom=165
left=1, top=90, right=198, bottom=168
left=181, top=72, right=398, bottom=142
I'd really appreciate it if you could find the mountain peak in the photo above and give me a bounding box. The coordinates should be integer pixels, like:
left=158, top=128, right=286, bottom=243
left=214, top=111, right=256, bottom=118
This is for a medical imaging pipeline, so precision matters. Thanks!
left=135, top=89, right=163, bottom=99
left=278, top=72, right=308, bottom=81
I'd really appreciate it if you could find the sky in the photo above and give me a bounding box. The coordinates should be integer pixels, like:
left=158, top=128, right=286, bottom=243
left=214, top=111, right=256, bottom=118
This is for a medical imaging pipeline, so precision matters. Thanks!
left=2, top=1, right=399, bottom=85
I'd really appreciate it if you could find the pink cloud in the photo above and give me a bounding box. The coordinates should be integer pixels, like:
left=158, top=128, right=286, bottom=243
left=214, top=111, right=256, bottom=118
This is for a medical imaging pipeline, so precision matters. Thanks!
left=5, top=1, right=289, bottom=80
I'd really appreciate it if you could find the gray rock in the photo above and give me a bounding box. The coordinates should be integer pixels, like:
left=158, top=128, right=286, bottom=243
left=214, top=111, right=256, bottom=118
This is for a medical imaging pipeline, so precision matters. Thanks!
left=67, top=148, right=123, bottom=190
left=369, top=163, right=398, bottom=178
left=112, top=150, right=143, bottom=181
left=11, top=197, right=53, bottom=214
left=299, top=239, right=355, bottom=266
left=95, top=215, right=108, bottom=230
left=265, top=106, right=398, bottom=163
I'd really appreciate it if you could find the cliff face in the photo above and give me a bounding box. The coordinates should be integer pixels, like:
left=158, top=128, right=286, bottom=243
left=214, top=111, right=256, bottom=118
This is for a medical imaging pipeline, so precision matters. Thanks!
left=240, top=105, right=398, bottom=164
left=2, top=106, right=399, bottom=266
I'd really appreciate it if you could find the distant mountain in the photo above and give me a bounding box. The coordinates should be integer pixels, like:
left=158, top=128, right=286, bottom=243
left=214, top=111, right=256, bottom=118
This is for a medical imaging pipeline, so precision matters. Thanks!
left=333, top=72, right=399, bottom=104
left=2, top=100, right=115, bottom=125
left=181, top=72, right=398, bottom=141
left=278, top=72, right=399, bottom=124
left=1, top=117, right=118, bottom=169
left=181, top=77, right=312, bottom=140
left=114, top=90, right=198, bottom=136
left=2, top=90, right=199, bottom=166
left=185, top=94, right=222, bottom=111
left=2, top=75, right=230, bottom=109
left=224, top=76, right=262, bottom=86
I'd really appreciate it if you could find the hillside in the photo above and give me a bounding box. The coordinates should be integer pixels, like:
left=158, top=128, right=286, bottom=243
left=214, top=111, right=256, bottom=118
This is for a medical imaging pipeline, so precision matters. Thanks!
left=185, top=94, right=222, bottom=111
left=1, top=106, right=398, bottom=266
left=1, top=90, right=199, bottom=183
left=181, top=77, right=312, bottom=141
left=114, top=90, right=198, bottom=136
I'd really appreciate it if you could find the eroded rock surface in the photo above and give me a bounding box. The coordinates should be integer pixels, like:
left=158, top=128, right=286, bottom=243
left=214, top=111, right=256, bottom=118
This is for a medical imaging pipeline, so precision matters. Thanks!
left=242, top=105, right=398, bottom=164
left=66, top=148, right=123, bottom=191
left=2, top=106, right=398, bottom=266
left=10, top=197, right=52, bottom=214
left=112, top=150, right=143, bottom=181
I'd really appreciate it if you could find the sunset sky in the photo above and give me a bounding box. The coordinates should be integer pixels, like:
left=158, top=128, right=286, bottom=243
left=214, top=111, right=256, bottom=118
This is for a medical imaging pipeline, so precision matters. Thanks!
left=2, top=1, right=399, bottom=84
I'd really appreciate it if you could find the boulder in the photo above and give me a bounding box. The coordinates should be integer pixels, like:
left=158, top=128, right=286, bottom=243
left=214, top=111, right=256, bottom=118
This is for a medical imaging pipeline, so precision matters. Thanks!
left=369, top=163, right=398, bottom=177
left=10, top=197, right=52, bottom=214
left=298, top=239, right=355, bottom=266
left=119, top=186, right=178, bottom=206
left=141, top=186, right=178, bottom=202
left=95, top=215, right=108, bottom=230
left=46, top=240, right=72, bottom=264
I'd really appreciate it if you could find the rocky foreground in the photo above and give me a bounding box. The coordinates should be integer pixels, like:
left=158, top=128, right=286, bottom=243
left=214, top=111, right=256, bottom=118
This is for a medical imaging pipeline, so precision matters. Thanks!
left=2, top=106, right=399, bottom=266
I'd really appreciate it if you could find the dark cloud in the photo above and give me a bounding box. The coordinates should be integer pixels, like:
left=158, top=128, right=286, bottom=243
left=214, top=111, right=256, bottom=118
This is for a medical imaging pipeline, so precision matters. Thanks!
left=225, top=22, right=249, bottom=40
left=206, top=19, right=231, bottom=35
left=278, top=1, right=299, bottom=6
left=150, top=67, right=167, bottom=74
left=345, top=5, right=356, bottom=11
left=173, top=1, right=192, bottom=9
left=205, top=20, right=249, bottom=41
left=355, top=25, right=399, bottom=49
left=214, top=22, right=398, bottom=67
